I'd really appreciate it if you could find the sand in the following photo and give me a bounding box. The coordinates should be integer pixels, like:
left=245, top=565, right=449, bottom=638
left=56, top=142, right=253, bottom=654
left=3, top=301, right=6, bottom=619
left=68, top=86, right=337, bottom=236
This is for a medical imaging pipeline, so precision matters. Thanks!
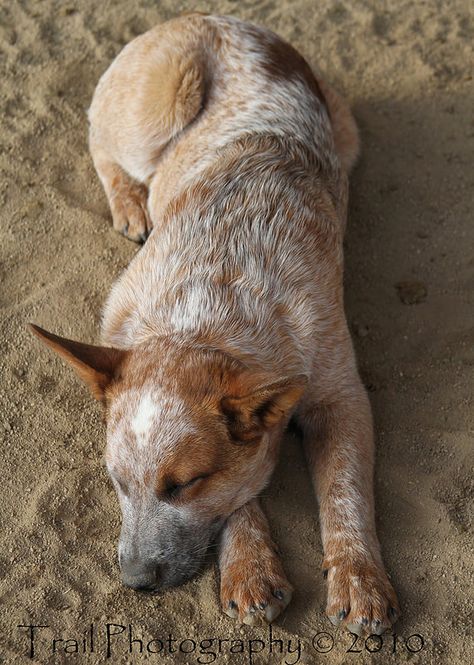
left=0, top=0, right=473, bottom=663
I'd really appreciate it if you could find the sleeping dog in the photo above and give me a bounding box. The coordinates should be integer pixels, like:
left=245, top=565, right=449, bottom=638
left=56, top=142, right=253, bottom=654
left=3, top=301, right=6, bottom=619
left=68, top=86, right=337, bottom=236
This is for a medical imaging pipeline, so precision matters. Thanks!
left=32, top=13, right=399, bottom=635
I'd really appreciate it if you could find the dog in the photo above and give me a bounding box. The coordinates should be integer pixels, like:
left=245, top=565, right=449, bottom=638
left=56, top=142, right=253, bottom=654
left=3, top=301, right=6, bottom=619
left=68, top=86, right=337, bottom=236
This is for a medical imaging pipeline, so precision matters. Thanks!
left=31, top=13, right=399, bottom=634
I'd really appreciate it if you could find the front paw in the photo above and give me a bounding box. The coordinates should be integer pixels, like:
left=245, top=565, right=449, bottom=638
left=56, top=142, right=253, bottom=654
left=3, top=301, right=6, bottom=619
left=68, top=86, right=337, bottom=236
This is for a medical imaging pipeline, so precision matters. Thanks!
left=323, top=555, right=400, bottom=636
left=220, top=555, right=292, bottom=626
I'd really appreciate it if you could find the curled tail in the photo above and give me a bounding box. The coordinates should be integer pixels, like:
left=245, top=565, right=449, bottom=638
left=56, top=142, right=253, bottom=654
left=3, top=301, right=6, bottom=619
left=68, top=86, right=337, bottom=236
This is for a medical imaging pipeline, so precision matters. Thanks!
left=88, top=15, right=209, bottom=182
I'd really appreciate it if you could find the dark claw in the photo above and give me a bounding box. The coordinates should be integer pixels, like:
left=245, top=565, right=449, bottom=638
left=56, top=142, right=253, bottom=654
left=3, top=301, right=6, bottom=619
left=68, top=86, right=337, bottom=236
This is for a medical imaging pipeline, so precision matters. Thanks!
left=122, top=223, right=129, bottom=236
left=322, top=569, right=328, bottom=579
left=273, top=590, right=284, bottom=601
left=258, top=602, right=267, bottom=610
left=229, top=600, right=237, bottom=610
left=361, top=617, right=369, bottom=626
left=139, top=231, right=149, bottom=244
left=389, top=607, right=398, bottom=620
left=373, top=619, right=381, bottom=627
left=338, top=609, right=347, bottom=620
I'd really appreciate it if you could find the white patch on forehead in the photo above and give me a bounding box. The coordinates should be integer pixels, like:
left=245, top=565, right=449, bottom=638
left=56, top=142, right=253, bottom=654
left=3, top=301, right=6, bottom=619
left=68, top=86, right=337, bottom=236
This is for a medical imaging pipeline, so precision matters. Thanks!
left=131, top=391, right=157, bottom=448
left=107, top=385, right=198, bottom=474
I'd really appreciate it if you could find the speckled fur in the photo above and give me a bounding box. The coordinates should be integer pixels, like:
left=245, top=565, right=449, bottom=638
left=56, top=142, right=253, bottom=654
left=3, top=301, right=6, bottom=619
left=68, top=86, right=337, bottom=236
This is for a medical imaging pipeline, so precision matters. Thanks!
left=34, top=13, right=398, bottom=632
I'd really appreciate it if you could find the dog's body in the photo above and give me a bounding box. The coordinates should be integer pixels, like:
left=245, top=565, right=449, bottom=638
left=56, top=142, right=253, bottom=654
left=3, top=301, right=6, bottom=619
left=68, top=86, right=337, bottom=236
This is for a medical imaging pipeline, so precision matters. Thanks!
left=32, top=14, right=399, bottom=634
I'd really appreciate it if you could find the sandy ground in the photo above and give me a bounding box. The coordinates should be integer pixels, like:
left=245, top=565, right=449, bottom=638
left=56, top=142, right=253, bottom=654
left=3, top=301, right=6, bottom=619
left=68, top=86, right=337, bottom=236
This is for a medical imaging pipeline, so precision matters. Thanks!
left=1, top=0, right=473, bottom=663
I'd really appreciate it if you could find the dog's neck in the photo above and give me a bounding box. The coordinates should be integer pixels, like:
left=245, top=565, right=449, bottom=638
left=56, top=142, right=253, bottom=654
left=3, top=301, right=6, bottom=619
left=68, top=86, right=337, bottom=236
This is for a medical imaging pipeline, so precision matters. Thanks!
left=102, top=276, right=304, bottom=377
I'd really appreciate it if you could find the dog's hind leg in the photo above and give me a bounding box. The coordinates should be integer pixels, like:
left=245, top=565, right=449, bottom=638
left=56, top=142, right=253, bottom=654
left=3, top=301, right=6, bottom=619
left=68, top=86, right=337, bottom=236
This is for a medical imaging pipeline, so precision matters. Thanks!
left=88, top=142, right=152, bottom=242
left=218, top=499, right=292, bottom=625
left=317, top=78, right=360, bottom=175
left=88, top=17, right=207, bottom=241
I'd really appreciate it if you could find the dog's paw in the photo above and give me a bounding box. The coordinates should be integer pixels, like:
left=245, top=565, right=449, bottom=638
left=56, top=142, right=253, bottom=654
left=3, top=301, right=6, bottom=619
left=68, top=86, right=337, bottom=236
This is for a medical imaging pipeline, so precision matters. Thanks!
left=220, top=556, right=292, bottom=625
left=110, top=182, right=152, bottom=243
left=323, top=555, right=400, bottom=636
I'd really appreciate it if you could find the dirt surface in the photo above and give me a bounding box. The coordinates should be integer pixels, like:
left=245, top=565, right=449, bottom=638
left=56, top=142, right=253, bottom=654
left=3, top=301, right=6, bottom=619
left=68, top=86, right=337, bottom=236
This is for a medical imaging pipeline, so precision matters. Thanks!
left=1, top=1, right=473, bottom=663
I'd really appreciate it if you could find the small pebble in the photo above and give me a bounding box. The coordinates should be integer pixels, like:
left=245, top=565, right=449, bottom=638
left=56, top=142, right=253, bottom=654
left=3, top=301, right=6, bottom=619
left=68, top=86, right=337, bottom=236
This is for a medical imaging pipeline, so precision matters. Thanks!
left=395, top=280, right=427, bottom=304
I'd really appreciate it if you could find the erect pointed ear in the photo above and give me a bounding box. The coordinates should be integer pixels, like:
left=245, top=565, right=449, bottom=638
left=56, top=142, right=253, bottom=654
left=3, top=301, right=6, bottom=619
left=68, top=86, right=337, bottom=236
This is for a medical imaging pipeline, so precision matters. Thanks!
left=30, top=324, right=127, bottom=402
left=220, top=374, right=307, bottom=443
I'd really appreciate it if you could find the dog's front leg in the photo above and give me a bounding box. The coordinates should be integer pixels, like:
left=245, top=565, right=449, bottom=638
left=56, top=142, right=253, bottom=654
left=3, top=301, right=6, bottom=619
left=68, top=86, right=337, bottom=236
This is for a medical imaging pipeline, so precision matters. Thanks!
left=298, top=379, right=400, bottom=636
left=218, top=498, right=292, bottom=625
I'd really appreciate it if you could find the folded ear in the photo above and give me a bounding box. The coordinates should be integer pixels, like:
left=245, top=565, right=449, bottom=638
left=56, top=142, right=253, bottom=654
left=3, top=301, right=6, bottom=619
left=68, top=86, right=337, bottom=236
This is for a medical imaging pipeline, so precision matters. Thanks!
left=30, top=324, right=127, bottom=402
left=221, top=374, right=307, bottom=443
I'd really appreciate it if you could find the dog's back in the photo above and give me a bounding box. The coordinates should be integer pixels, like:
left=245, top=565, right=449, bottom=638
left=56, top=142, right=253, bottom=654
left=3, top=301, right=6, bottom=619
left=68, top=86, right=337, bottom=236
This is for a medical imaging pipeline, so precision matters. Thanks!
left=92, top=14, right=358, bottom=379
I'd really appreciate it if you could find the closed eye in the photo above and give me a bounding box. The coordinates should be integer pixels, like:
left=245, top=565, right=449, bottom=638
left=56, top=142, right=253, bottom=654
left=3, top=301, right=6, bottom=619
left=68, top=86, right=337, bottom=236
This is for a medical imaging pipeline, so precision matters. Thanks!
left=164, top=474, right=209, bottom=500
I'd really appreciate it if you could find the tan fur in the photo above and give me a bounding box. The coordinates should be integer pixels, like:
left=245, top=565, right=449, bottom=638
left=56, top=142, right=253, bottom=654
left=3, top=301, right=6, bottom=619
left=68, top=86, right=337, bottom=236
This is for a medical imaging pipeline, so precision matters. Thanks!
left=32, top=13, right=399, bottom=632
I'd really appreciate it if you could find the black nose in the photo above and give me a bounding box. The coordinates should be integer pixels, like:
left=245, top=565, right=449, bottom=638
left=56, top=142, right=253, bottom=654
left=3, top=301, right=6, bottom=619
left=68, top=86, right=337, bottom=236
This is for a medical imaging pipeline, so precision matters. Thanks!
left=132, top=581, right=159, bottom=593
left=120, top=556, right=160, bottom=592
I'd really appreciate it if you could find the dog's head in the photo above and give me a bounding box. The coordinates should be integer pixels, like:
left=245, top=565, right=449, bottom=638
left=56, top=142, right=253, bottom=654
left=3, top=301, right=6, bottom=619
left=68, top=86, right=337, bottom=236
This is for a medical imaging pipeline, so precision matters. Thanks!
left=31, top=325, right=305, bottom=591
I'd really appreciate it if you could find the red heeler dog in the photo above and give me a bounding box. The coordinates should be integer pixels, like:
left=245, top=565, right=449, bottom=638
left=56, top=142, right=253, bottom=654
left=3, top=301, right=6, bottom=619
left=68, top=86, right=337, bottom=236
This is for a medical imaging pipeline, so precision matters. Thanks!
left=32, top=13, right=399, bottom=634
